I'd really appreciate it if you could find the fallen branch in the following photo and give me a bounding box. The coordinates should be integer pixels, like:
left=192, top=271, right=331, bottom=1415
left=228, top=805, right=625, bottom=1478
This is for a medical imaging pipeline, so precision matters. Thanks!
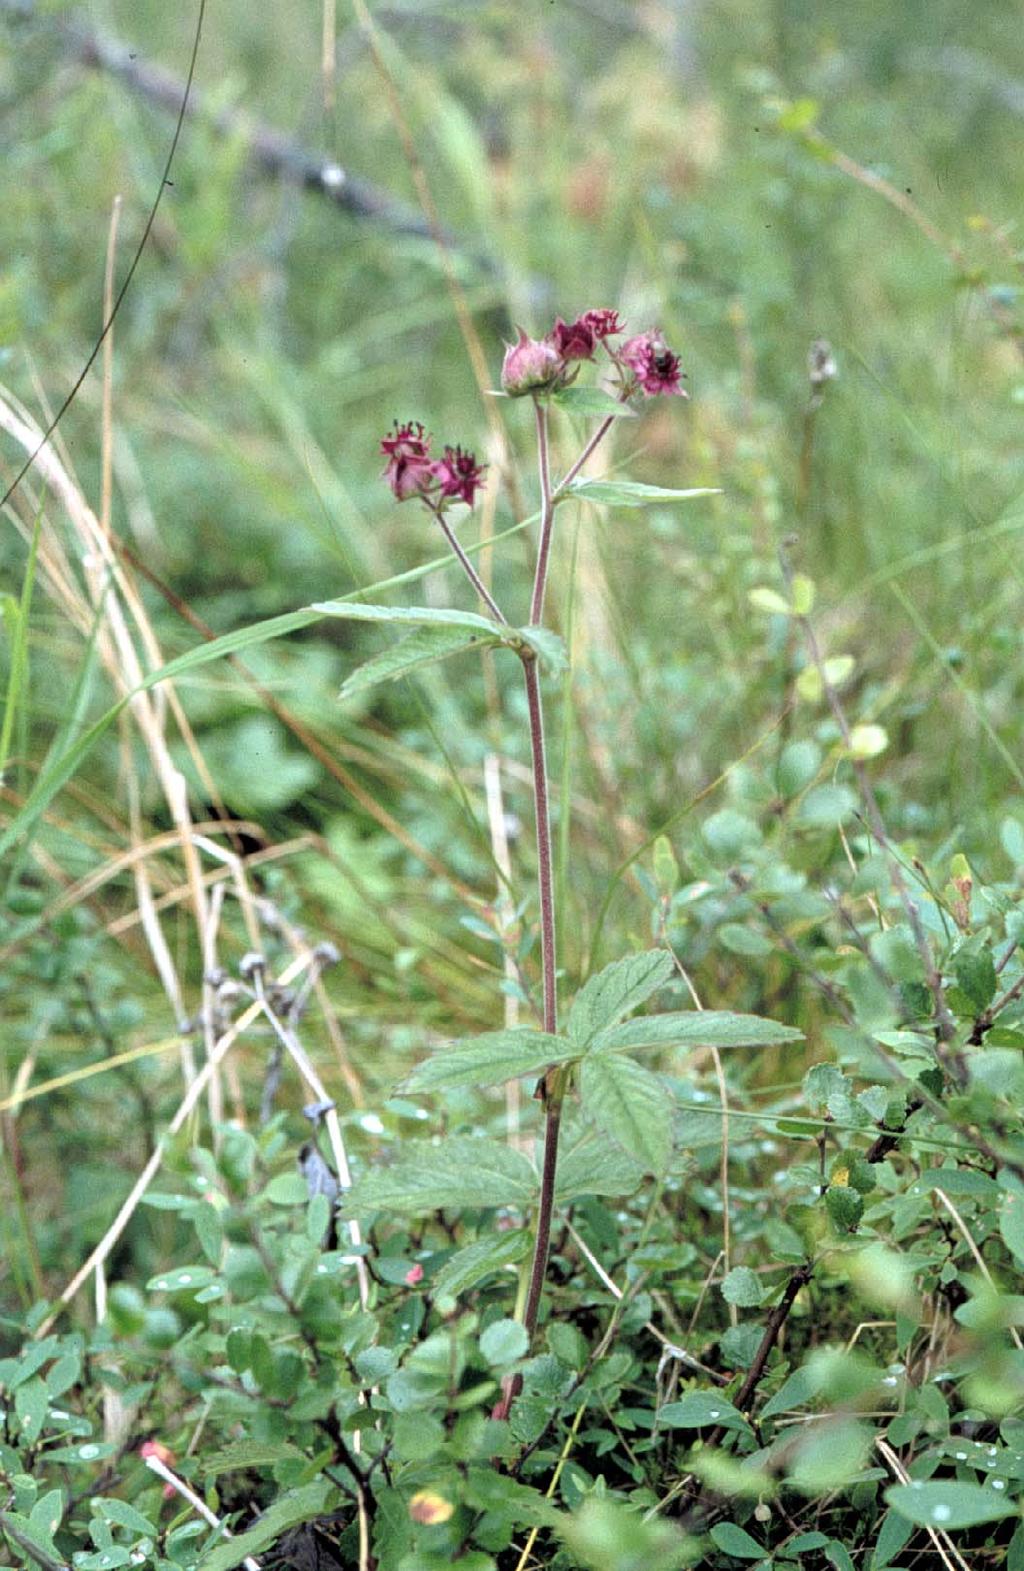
left=2, top=0, right=471, bottom=255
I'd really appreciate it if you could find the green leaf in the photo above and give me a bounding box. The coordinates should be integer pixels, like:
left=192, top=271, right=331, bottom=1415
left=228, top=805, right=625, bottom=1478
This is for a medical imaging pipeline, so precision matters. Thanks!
left=824, top=1540, right=857, bottom=1571
left=556, top=1498, right=692, bottom=1571
left=343, top=1137, right=537, bottom=1217
left=0, top=1509, right=66, bottom=1571
left=826, top=1184, right=864, bottom=1233
left=516, top=625, right=569, bottom=674
left=748, top=586, right=791, bottom=615
left=721, top=1267, right=766, bottom=1308
left=871, top=1510, right=914, bottom=1570
left=479, top=1318, right=529, bottom=1367
left=709, top=1522, right=767, bottom=1560
left=14, top=1378, right=48, bottom=1443
left=28, top=1490, right=64, bottom=1543
left=146, top=1265, right=217, bottom=1295
left=202, top=1441, right=306, bottom=1477
left=760, top=1364, right=819, bottom=1419
left=432, top=1232, right=531, bottom=1300
left=551, top=385, right=636, bottom=419
left=954, top=948, right=997, bottom=1012
left=595, top=1011, right=804, bottom=1052
left=566, top=479, right=720, bottom=509
left=340, top=624, right=503, bottom=699
left=555, top=1129, right=646, bottom=1201
left=265, top=1172, right=312, bottom=1206
left=579, top=1053, right=672, bottom=1174
left=885, top=1480, right=1016, bottom=1530
left=658, top=1392, right=751, bottom=1434
left=312, top=600, right=504, bottom=636
left=403, top=1030, right=576, bottom=1094
left=568, top=949, right=675, bottom=1047
left=198, top=1482, right=330, bottom=1571
left=43, top=1441, right=115, bottom=1464
left=92, top=1499, right=157, bottom=1536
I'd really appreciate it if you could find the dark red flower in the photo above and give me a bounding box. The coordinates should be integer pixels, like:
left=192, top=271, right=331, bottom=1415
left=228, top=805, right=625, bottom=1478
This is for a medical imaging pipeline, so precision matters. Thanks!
left=551, top=315, right=596, bottom=362
left=380, top=419, right=429, bottom=461
left=433, top=445, right=486, bottom=508
left=581, top=308, right=624, bottom=340
left=380, top=420, right=436, bottom=500
left=618, top=331, right=688, bottom=397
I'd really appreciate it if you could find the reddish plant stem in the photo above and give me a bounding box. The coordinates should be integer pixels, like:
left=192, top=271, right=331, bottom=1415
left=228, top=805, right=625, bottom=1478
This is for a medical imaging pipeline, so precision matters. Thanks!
left=530, top=399, right=555, bottom=626
left=492, top=656, right=560, bottom=1424
left=493, top=408, right=564, bottom=1424
left=521, top=1099, right=562, bottom=1334
left=554, top=412, right=615, bottom=496
left=430, top=503, right=507, bottom=624
left=522, top=654, right=558, bottom=1038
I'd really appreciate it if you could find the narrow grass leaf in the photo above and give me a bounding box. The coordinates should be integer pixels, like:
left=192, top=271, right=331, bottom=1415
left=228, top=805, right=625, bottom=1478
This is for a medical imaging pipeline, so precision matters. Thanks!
left=566, top=479, right=720, bottom=508
left=0, top=508, right=41, bottom=779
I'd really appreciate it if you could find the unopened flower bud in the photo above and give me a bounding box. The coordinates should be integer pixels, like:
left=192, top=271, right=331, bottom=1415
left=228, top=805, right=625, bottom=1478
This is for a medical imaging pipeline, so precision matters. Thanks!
left=500, top=328, right=564, bottom=397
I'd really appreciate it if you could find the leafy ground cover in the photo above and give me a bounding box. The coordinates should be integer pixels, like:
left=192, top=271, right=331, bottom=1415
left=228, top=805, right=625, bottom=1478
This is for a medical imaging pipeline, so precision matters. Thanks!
left=3, top=1, right=1024, bottom=1567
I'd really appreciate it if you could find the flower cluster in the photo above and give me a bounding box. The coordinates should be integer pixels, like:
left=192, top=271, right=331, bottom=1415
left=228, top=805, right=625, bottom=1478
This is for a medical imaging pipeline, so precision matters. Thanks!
left=380, top=421, right=486, bottom=508
left=500, top=308, right=686, bottom=399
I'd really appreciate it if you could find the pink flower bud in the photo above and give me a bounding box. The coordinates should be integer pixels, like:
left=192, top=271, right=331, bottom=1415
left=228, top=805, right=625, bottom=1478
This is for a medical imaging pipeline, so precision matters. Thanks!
left=140, top=1439, right=175, bottom=1464
left=500, top=328, right=564, bottom=397
left=618, top=331, right=688, bottom=397
left=404, top=1262, right=424, bottom=1286
left=432, top=445, right=486, bottom=508
left=140, top=1439, right=177, bottom=1496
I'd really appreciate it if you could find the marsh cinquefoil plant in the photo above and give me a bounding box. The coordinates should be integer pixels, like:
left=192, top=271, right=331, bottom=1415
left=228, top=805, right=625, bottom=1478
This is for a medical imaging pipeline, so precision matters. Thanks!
left=321, top=316, right=796, bottom=1422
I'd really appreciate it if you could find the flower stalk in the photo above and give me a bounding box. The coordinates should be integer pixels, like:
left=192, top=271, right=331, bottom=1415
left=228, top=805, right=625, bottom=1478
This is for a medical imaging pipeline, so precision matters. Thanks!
left=378, top=305, right=687, bottom=1424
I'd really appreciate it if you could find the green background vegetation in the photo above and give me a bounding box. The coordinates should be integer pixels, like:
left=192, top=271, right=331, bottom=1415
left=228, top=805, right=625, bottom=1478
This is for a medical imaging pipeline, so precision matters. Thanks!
left=3, top=0, right=1024, bottom=1566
